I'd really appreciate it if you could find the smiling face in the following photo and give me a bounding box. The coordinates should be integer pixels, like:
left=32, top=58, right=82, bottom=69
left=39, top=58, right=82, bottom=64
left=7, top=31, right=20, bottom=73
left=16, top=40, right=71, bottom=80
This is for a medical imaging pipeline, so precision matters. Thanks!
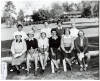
left=78, top=31, right=84, bottom=37
left=28, top=33, right=34, bottom=38
left=51, top=30, right=57, bottom=37
left=41, top=32, right=46, bottom=39
left=18, top=26, right=23, bottom=31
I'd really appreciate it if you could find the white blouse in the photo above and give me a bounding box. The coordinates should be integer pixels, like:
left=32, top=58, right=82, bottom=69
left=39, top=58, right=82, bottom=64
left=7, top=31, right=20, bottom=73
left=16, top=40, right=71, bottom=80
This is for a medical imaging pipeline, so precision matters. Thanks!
left=38, top=37, right=49, bottom=49
left=11, top=40, right=27, bottom=54
left=62, top=35, right=73, bottom=47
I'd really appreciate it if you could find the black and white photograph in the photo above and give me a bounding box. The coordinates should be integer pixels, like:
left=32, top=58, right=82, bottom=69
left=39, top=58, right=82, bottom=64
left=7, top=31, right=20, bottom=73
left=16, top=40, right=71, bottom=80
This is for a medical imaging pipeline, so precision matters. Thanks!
left=1, top=0, right=99, bottom=80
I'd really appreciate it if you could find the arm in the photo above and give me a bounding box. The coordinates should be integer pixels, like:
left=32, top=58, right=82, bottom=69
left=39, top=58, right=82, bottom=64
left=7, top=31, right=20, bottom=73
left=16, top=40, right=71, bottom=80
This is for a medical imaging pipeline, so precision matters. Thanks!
left=61, top=37, right=66, bottom=52
left=83, top=37, right=88, bottom=53
left=20, top=40, right=27, bottom=56
left=74, top=38, right=81, bottom=53
left=50, top=48, right=55, bottom=56
left=46, top=38, right=49, bottom=51
left=11, top=41, right=15, bottom=56
left=34, top=39, right=39, bottom=52
left=69, top=39, right=74, bottom=53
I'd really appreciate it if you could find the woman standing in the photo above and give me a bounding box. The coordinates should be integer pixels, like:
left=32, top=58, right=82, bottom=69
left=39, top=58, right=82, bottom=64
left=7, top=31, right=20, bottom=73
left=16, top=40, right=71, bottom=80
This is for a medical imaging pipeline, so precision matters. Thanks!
left=74, top=30, right=88, bottom=71
left=61, top=28, right=74, bottom=72
left=49, top=29, right=61, bottom=73
left=38, top=32, right=49, bottom=73
left=11, top=34, right=27, bottom=74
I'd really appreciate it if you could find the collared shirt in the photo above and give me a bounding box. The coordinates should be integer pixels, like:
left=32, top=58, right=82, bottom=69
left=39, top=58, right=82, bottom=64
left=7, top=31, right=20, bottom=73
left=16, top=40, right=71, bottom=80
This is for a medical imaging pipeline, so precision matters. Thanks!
left=41, top=27, right=51, bottom=38
left=38, top=37, right=49, bottom=49
left=13, top=31, right=28, bottom=40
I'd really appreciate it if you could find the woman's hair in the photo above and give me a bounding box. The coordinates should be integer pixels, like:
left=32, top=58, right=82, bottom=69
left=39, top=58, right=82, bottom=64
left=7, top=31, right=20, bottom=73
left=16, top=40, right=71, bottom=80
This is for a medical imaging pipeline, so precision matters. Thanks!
left=43, top=21, right=48, bottom=24
left=64, top=28, right=70, bottom=35
left=57, top=20, right=62, bottom=25
left=78, top=30, right=85, bottom=37
left=16, top=39, right=22, bottom=42
left=27, top=33, right=34, bottom=37
left=17, top=24, right=23, bottom=28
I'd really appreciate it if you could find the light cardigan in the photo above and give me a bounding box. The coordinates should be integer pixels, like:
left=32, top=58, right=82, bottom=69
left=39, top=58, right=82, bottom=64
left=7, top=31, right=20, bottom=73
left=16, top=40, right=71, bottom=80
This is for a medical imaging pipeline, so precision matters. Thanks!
left=11, top=40, right=27, bottom=56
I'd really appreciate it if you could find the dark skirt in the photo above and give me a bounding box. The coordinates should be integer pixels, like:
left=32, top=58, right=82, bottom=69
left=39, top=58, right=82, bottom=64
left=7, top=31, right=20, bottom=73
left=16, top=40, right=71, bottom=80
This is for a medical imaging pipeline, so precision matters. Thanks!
left=76, top=46, right=88, bottom=54
left=50, top=48, right=61, bottom=60
left=61, top=47, right=74, bottom=59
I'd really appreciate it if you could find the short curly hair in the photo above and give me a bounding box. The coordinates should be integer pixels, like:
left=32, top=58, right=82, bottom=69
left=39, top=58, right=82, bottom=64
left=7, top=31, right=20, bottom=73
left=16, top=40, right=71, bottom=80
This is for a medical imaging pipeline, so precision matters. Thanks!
left=17, top=24, right=23, bottom=28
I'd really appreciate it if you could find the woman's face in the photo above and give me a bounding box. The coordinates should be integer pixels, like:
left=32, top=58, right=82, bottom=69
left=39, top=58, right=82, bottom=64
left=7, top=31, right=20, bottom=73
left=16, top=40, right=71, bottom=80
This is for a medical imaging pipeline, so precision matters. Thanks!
left=58, top=23, right=61, bottom=27
left=65, top=28, right=70, bottom=35
left=79, top=31, right=84, bottom=37
left=15, top=35, right=22, bottom=40
left=28, top=34, right=34, bottom=38
left=18, top=26, right=23, bottom=31
left=41, top=32, right=46, bottom=39
left=51, top=31, right=57, bottom=37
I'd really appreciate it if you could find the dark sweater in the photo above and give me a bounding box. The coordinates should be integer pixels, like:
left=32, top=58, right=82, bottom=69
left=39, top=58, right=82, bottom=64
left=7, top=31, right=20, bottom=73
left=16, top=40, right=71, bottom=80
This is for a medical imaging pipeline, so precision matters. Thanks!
left=26, top=38, right=38, bottom=50
left=49, top=36, right=61, bottom=48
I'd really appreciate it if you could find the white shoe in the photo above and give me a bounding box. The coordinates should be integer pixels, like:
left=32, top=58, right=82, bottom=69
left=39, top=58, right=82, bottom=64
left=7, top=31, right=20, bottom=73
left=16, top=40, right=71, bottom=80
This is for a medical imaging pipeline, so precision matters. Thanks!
left=80, top=67, right=83, bottom=71
left=85, top=64, right=88, bottom=68
left=10, top=69, right=13, bottom=72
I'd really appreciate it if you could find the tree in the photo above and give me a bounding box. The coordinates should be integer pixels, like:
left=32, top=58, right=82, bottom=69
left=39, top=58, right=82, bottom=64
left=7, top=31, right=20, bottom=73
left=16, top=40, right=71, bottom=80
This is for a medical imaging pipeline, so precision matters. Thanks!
left=51, top=2, right=64, bottom=18
left=38, top=9, right=51, bottom=20
left=17, top=9, right=24, bottom=23
left=3, top=1, right=16, bottom=27
left=62, top=2, right=70, bottom=12
left=68, top=3, right=79, bottom=11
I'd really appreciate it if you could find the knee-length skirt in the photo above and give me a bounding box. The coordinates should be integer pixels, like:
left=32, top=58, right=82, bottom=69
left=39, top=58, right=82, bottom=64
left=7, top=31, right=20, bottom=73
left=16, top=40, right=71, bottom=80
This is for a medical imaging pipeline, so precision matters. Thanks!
left=50, top=48, right=61, bottom=60
left=12, top=53, right=26, bottom=65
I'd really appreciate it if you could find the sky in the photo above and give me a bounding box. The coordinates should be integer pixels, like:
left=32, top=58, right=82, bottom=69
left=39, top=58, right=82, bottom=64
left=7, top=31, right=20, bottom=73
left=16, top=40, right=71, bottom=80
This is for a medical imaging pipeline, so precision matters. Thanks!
left=0, top=0, right=94, bottom=16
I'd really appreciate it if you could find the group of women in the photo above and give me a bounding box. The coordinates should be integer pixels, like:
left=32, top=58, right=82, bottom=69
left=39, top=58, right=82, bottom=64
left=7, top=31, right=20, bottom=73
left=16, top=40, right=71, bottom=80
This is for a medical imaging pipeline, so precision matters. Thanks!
left=10, top=21, right=89, bottom=76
